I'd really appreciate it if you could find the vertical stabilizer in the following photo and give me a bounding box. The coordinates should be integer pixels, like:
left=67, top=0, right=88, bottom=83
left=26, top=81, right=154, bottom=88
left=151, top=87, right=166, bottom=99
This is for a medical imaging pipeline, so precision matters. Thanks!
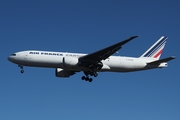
left=140, top=36, right=168, bottom=60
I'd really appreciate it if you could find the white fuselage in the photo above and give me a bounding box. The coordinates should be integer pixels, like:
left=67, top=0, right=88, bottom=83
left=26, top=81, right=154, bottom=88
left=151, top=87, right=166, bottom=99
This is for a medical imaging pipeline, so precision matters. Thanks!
left=8, top=50, right=167, bottom=72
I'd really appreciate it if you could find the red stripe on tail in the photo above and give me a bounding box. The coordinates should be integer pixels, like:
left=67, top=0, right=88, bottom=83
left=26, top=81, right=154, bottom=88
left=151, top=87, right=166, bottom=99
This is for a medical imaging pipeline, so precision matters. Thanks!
left=154, top=49, right=163, bottom=58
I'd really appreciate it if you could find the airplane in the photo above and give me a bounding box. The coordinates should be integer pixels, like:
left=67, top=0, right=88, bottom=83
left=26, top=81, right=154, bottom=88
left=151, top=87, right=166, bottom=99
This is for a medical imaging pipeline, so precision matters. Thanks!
left=8, top=36, right=175, bottom=82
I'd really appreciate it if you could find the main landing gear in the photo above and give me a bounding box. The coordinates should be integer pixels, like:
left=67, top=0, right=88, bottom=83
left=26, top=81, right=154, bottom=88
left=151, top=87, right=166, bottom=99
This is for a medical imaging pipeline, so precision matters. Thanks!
left=18, top=65, right=24, bottom=73
left=81, top=71, right=98, bottom=82
left=81, top=76, right=93, bottom=82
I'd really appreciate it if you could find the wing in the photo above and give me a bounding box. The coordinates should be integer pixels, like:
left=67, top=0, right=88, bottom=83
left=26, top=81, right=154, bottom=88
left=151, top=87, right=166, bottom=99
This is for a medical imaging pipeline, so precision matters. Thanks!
left=79, top=36, right=138, bottom=70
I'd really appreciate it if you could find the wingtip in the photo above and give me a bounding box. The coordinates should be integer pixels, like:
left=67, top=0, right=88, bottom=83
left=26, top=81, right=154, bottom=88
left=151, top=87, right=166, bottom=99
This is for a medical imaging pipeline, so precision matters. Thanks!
left=171, top=56, right=176, bottom=59
left=131, top=35, right=139, bottom=39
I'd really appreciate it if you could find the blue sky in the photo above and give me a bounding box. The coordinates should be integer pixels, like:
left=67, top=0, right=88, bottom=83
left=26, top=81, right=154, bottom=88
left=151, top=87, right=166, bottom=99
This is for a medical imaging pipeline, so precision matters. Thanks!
left=1, top=0, right=180, bottom=120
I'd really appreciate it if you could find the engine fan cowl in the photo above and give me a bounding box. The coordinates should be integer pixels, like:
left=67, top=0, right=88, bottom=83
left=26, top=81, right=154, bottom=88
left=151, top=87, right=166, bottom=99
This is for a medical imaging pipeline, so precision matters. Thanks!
left=56, top=68, right=75, bottom=77
left=63, top=57, right=79, bottom=67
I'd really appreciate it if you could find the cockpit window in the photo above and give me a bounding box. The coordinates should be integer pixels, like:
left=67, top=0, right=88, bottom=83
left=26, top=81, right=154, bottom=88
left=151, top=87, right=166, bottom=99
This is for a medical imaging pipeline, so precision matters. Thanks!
left=11, top=54, right=16, bottom=56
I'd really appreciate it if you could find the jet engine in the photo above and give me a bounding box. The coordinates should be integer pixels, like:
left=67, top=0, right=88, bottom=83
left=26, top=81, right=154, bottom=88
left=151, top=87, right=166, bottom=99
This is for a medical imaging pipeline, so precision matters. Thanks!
left=55, top=68, right=75, bottom=77
left=63, top=57, right=79, bottom=67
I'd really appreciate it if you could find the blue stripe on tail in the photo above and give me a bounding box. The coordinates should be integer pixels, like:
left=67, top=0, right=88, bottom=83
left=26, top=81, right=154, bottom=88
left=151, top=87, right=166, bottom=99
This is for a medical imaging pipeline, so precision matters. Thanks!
left=147, top=40, right=166, bottom=57
left=143, top=37, right=167, bottom=57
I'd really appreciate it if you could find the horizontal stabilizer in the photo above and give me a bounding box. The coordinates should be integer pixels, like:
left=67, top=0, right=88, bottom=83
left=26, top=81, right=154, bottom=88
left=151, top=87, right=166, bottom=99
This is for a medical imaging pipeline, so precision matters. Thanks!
left=147, top=56, right=176, bottom=65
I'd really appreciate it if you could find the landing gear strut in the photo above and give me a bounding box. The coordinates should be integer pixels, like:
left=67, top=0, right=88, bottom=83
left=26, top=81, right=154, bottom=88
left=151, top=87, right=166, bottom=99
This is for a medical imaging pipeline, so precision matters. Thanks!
left=81, top=71, right=98, bottom=82
left=18, top=65, right=24, bottom=73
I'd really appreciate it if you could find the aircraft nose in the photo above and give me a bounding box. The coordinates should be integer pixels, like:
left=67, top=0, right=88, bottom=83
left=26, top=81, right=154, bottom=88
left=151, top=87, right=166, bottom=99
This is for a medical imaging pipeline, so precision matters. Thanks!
left=8, top=56, right=12, bottom=62
left=8, top=53, right=17, bottom=62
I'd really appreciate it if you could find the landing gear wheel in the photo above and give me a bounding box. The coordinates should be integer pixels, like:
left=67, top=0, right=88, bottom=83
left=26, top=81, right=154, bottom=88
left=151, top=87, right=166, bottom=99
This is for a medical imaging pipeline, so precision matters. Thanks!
left=81, top=76, right=85, bottom=80
left=85, top=77, right=89, bottom=81
left=89, top=78, right=93, bottom=82
left=82, top=71, right=96, bottom=82
left=21, top=70, right=24, bottom=73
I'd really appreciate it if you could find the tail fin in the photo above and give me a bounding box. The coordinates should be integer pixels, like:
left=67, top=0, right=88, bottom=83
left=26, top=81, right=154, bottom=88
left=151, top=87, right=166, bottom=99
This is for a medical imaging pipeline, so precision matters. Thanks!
left=140, top=36, right=168, bottom=60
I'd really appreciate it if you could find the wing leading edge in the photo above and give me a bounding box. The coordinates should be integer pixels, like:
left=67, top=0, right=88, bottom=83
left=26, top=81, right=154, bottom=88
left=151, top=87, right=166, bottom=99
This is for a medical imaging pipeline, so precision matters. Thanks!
left=79, top=36, right=139, bottom=62
left=78, top=36, right=139, bottom=70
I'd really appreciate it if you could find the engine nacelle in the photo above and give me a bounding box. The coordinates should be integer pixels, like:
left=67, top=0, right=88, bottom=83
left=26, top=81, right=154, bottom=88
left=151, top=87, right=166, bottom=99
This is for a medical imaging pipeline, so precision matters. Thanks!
left=63, top=57, right=79, bottom=67
left=56, top=68, right=74, bottom=77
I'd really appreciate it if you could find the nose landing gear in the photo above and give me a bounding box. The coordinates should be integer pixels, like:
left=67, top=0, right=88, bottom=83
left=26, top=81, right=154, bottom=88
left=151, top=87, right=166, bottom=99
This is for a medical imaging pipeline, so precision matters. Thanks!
left=18, top=65, right=24, bottom=73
